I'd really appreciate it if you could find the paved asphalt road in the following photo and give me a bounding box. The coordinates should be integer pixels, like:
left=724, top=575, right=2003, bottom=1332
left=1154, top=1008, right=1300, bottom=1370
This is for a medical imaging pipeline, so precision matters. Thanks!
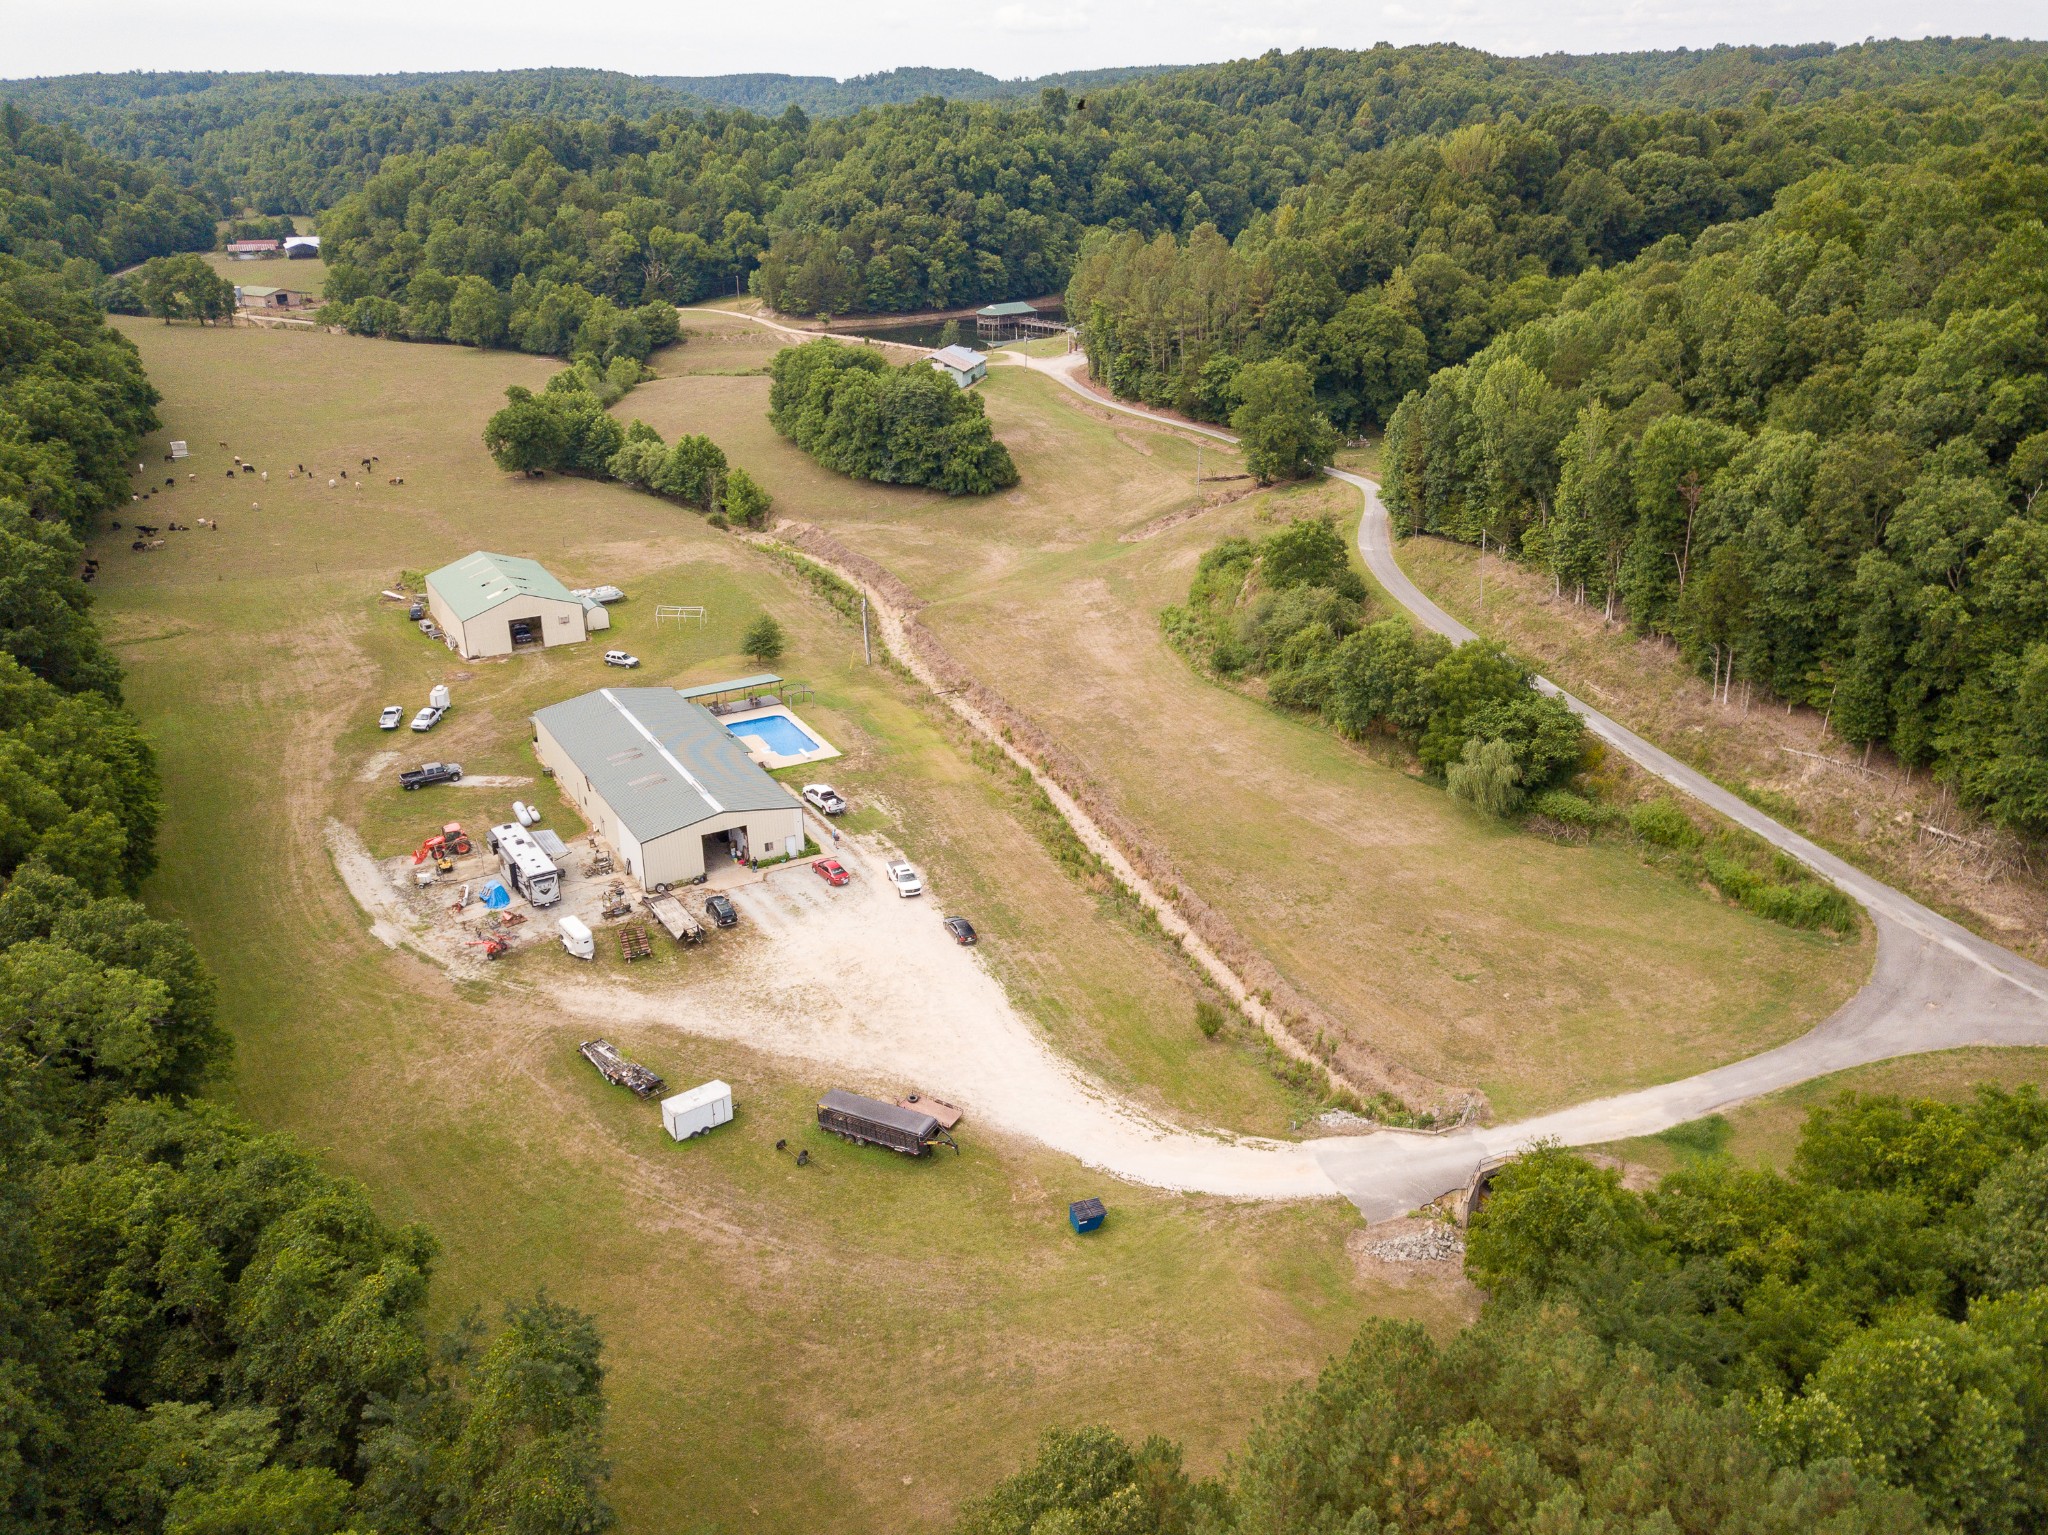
left=1026, top=350, right=2048, bottom=1218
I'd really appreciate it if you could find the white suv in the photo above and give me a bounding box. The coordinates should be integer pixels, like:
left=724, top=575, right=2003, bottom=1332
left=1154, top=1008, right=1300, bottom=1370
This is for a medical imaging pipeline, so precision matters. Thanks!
left=603, top=650, right=639, bottom=668
left=885, top=861, right=923, bottom=898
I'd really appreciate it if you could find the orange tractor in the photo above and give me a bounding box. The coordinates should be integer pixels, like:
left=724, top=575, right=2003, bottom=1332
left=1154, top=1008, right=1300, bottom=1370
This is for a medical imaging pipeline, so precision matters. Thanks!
left=413, top=822, right=474, bottom=872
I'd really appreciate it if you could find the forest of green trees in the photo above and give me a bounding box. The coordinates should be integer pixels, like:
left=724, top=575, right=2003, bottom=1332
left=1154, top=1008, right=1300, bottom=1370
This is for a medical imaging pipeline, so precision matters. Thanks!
left=0, top=104, right=214, bottom=276
left=962, top=1087, right=2048, bottom=1535
left=1377, top=72, right=2048, bottom=833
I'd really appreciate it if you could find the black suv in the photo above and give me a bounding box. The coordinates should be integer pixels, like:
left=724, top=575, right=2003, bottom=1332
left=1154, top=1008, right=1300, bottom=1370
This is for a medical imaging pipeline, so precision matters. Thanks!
left=704, top=893, right=738, bottom=928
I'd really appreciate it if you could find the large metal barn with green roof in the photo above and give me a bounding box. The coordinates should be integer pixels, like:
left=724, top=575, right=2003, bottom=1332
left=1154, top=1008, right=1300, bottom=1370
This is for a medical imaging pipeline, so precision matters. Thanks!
left=425, top=550, right=589, bottom=660
left=531, top=687, right=807, bottom=887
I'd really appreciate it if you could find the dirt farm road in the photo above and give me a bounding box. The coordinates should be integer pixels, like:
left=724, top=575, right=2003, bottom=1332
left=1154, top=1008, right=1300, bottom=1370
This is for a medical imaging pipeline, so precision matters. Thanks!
left=1019, top=348, right=2048, bottom=1219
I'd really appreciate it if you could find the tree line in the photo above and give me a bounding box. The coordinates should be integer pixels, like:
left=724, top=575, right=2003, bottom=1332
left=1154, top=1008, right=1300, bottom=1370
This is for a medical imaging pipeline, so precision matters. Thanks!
left=0, top=103, right=213, bottom=278
left=483, top=356, right=773, bottom=526
left=961, top=1084, right=2048, bottom=1534
left=1379, top=67, right=2048, bottom=835
left=1067, top=56, right=2048, bottom=437
left=0, top=254, right=617, bottom=1535
left=767, top=340, right=1018, bottom=494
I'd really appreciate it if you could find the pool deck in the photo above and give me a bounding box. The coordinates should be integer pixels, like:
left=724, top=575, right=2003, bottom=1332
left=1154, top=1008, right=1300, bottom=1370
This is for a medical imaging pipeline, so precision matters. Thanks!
left=720, top=703, right=841, bottom=771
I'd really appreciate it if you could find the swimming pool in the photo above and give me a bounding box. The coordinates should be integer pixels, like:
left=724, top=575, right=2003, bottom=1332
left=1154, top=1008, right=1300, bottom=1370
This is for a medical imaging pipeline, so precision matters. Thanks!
left=729, top=713, right=820, bottom=757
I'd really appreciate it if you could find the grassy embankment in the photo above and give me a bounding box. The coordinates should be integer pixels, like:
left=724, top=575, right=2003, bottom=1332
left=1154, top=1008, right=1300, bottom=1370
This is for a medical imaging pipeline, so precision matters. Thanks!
left=101, top=317, right=1432, bottom=1534
left=1395, top=534, right=2048, bottom=963
left=626, top=314, right=1871, bottom=1122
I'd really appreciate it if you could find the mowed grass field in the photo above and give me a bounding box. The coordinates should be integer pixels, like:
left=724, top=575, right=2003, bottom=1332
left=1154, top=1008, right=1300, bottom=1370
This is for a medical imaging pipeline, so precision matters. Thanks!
left=627, top=314, right=1871, bottom=1120
left=98, top=319, right=1453, bottom=1532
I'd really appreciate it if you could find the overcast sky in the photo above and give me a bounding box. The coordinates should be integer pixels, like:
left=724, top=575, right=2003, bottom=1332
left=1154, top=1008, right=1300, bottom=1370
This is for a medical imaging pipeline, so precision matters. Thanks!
left=5, top=0, right=2043, bottom=80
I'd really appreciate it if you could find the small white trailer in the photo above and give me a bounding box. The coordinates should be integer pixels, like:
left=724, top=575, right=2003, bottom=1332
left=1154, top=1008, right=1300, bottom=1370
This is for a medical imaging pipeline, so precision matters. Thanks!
left=557, top=914, right=594, bottom=959
left=662, top=1080, right=733, bottom=1141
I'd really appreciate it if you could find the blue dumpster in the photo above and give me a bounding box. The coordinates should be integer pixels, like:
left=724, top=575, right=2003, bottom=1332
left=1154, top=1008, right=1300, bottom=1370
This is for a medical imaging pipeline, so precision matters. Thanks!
left=1068, top=1197, right=1106, bottom=1234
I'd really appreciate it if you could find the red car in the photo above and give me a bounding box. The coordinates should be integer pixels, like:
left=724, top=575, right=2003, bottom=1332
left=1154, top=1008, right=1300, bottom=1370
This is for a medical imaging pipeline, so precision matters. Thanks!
left=812, top=857, right=850, bottom=886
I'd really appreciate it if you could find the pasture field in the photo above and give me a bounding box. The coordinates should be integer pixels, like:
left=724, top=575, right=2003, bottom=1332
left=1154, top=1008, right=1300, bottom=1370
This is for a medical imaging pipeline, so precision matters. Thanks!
left=204, top=249, right=329, bottom=299
left=624, top=313, right=1870, bottom=1121
left=99, top=318, right=1436, bottom=1532
left=1397, top=535, right=2048, bottom=962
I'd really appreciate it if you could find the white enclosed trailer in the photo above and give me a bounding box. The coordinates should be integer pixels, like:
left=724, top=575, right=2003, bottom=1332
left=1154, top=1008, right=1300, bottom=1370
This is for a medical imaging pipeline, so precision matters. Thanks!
left=557, top=914, right=594, bottom=959
left=661, top=1080, right=733, bottom=1141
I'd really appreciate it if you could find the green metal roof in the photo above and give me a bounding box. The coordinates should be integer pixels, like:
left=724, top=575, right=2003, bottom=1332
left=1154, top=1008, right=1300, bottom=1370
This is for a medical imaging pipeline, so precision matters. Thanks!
left=977, top=301, right=1038, bottom=317
left=676, top=674, right=782, bottom=701
left=533, top=687, right=793, bottom=842
left=426, top=551, right=577, bottom=623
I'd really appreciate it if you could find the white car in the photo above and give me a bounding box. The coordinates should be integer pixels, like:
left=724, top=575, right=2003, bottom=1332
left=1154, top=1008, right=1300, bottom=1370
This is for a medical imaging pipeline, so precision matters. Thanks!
left=378, top=705, right=403, bottom=730
left=886, top=860, right=923, bottom=898
left=802, top=784, right=847, bottom=815
left=603, top=650, right=639, bottom=668
left=410, top=705, right=445, bottom=732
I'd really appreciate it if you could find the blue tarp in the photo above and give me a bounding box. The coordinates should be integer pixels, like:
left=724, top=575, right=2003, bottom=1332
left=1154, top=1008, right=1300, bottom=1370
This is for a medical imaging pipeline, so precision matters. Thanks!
left=479, top=880, right=511, bottom=909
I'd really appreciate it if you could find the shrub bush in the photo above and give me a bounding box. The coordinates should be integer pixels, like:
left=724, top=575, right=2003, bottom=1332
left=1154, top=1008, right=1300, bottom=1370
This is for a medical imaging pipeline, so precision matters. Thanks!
left=1630, top=797, right=1703, bottom=848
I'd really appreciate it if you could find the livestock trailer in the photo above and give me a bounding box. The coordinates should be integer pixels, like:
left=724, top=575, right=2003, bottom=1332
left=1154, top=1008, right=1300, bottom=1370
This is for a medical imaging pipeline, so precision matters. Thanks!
left=662, top=1080, right=734, bottom=1141
left=817, top=1089, right=959, bottom=1156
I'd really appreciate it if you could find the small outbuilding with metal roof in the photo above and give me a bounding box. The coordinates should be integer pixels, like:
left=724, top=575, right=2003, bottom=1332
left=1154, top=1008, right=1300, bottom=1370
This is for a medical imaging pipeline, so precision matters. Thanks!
left=426, top=550, right=588, bottom=660
left=927, top=344, right=987, bottom=388
left=532, top=686, right=805, bottom=887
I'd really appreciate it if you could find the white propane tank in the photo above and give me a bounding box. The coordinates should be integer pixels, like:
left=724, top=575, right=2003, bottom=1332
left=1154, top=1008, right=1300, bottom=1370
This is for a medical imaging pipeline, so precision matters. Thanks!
left=428, top=683, right=451, bottom=710
left=511, top=800, right=529, bottom=826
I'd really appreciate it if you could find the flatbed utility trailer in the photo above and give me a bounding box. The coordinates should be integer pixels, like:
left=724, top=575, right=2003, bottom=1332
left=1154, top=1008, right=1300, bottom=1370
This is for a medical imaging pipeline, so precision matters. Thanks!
left=641, top=892, right=705, bottom=945
left=817, top=1089, right=959, bottom=1156
left=580, top=1038, right=666, bottom=1097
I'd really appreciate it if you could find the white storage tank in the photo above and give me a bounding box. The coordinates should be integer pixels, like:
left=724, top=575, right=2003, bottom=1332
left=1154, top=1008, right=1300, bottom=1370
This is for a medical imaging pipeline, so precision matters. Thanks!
left=512, top=800, right=531, bottom=826
left=428, top=683, right=451, bottom=710
left=661, top=1080, right=734, bottom=1141
left=557, top=914, right=594, bottom=960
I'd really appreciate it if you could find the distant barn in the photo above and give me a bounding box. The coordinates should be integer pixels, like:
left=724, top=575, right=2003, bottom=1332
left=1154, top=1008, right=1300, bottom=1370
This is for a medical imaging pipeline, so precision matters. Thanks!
left=226, top=239, right=282, bottom=260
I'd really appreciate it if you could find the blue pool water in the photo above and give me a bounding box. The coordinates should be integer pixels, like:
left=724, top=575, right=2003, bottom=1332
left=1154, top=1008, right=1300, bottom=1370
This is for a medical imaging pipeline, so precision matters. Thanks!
left=730, top=713, right=820, bottom=757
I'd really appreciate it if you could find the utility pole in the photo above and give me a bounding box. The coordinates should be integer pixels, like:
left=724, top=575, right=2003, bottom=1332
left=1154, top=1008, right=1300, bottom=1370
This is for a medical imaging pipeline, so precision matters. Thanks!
left=1196, top=440, right=1202, bottom=486
left=861, top=597, right=871, bottom=665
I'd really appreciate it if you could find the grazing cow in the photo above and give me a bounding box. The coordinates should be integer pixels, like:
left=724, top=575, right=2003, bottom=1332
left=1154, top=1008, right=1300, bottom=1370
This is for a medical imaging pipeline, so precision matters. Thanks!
left=259, top=471, right=267, bottom=482
left=328, top=479, right=337, bottom=488
left=225, top=470, right=235, bottom=479
left=165, top=478, right=174, bottom=487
